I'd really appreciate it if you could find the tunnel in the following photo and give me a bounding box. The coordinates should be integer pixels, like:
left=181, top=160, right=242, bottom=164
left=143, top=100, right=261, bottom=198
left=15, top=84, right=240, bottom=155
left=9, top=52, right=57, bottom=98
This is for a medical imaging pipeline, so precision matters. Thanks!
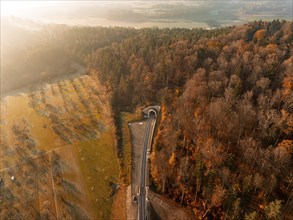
left=148, top=109, right=157, bottom=117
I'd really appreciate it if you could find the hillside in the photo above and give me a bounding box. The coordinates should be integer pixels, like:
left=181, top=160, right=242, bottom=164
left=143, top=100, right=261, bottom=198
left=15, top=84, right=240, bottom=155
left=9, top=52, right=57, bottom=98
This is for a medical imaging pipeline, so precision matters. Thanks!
left=89, top=20, right=292, bottom=219
left=0, top=75, right=119, bottom=219
left=1, top=19, right=292, bottom=219
left=1, top=19, right=136, bottom=95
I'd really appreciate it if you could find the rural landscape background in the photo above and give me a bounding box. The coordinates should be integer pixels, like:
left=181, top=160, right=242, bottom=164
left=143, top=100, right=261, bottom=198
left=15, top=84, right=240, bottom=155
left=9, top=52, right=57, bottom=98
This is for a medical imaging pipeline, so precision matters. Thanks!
left=1, top=1, right=292, bottom=219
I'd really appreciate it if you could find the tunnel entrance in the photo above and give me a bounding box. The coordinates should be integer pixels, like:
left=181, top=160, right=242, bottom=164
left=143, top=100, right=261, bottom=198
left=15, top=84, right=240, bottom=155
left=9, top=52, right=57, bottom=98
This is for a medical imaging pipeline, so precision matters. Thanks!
left=148, top=109, right=157, bottom=117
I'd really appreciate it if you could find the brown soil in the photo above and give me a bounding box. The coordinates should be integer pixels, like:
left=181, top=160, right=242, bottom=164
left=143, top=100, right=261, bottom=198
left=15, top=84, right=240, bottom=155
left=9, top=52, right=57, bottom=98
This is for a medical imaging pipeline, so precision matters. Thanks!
left=111, top=186, right=127, bottom=220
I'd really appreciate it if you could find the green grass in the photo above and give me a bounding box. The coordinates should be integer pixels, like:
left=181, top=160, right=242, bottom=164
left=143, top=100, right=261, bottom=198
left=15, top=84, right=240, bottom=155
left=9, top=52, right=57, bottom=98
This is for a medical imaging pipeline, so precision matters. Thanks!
left=0, top=75, right=119, bottom=219
left=119, top=111, right=141, bottom=185
left=75, top=130, right=119, bottom=219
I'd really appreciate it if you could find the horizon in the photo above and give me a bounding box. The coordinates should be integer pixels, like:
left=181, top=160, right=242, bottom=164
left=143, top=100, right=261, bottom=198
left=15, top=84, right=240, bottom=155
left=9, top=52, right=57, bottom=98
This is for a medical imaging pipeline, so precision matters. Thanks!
left=1, top=1, right=292, bottom=28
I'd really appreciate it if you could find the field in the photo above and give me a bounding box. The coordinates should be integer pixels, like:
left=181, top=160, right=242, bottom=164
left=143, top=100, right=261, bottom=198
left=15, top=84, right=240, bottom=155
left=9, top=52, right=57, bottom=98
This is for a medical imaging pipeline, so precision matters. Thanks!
left=110, top=111, right=142, bottom=220
left=0, top=75, right=119, bottom=219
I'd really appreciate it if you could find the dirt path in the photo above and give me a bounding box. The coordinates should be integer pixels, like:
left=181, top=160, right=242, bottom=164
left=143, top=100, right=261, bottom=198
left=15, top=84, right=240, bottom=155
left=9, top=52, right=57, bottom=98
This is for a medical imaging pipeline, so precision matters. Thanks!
left=111, top=186, right=127, bottom=220
left=126, top=185, right=137, bottom=220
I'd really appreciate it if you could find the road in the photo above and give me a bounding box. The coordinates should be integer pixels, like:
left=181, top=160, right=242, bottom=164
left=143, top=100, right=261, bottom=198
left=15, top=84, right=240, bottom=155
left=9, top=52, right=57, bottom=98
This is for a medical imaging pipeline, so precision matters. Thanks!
left=138, top=116, right=156, bottom=220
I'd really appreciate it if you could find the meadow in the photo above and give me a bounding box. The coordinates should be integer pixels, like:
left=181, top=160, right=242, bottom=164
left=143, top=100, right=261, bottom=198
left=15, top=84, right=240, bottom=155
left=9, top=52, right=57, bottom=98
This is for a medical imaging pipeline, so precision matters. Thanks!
left=0, top=75, right=119, bottom=219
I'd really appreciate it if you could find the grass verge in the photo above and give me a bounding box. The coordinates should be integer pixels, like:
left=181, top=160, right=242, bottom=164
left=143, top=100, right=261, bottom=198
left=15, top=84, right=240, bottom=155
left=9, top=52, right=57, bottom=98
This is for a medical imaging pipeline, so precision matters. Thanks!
left=119, top=111, right=141, bottom=185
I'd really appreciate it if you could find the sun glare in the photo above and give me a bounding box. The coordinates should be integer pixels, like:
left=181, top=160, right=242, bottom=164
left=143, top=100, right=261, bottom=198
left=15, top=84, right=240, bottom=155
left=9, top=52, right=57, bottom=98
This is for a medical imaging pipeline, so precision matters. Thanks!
left=1, top=1, right=54, bottom=18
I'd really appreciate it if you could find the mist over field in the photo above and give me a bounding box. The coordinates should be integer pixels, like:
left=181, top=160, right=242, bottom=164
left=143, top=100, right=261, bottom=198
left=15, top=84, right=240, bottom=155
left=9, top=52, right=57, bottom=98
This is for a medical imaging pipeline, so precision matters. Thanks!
left=1, top=1, right=292, bottom=28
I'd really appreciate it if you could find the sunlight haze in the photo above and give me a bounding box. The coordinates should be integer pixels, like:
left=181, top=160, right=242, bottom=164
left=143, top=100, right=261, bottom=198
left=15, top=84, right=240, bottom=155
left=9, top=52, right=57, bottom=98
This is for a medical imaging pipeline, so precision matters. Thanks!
left=1, top=0, right=292, bottom=28
left=1, top=1, right=292, bottom=220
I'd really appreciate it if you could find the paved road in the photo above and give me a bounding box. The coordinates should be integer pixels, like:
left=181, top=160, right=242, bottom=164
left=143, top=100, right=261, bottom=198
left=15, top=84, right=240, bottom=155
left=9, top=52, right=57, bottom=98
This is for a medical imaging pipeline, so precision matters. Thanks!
left=138, top=116, right=156, bottom=220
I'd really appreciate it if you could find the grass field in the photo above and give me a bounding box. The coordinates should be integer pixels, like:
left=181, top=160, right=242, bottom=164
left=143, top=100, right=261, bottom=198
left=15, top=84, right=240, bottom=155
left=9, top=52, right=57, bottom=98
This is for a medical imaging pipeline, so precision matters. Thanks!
left=119, top=111, right=141, bottom=185
left=0, top=75, right=119, bottom=219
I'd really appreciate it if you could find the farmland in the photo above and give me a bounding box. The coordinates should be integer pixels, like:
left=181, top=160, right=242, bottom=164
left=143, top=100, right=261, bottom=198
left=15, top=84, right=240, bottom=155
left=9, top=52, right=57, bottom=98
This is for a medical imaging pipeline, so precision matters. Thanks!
left=0, top=75, right=119, bottom=219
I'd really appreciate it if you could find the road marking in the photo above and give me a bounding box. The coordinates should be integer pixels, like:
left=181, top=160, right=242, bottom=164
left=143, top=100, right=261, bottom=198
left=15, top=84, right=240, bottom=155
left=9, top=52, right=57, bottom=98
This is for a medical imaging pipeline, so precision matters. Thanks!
left=137, top=118, right=157, bottom=220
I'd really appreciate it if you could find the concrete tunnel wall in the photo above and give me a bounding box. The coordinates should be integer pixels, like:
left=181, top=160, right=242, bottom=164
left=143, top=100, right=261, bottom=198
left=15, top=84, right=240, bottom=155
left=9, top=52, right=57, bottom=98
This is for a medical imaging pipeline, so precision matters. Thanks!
left=148, top=109, right=157, bottom=117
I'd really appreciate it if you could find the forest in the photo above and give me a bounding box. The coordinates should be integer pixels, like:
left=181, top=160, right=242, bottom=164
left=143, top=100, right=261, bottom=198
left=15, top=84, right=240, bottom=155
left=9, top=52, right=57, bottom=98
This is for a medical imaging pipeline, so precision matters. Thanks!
left=2, top=20, right=293, bottom=219
left=92, top=20, right=293, bottom=219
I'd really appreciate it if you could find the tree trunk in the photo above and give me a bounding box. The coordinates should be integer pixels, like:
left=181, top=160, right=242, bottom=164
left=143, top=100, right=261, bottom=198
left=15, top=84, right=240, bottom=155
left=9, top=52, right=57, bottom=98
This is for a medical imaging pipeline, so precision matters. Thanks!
left=181, top=190, right=185, bottom=205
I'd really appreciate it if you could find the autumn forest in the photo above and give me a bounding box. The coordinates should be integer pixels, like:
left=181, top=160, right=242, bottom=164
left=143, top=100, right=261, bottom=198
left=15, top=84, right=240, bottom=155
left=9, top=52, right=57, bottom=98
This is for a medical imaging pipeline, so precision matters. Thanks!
left=2, top=19, right=293, bottom=219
